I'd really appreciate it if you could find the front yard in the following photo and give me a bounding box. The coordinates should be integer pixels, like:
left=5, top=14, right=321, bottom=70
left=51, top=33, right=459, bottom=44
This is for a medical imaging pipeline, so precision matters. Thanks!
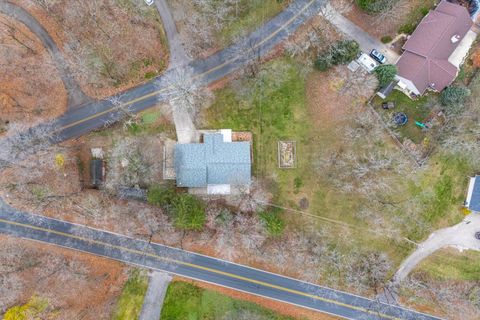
left=161, top=281, right=297, bottom=320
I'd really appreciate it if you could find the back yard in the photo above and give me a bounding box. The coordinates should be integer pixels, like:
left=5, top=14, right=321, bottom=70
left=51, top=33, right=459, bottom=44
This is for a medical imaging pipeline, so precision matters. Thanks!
left=371, top=90, right=440, bottom=145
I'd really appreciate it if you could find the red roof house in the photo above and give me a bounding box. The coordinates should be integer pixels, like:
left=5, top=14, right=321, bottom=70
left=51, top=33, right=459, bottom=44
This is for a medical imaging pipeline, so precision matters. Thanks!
left=395, top=1, right=473, bottom=96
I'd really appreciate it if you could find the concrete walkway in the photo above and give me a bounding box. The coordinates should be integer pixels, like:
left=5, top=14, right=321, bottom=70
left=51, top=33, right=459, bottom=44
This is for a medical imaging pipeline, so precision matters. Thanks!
left=139, top=272, right=172, bottom=320
left=154, top=0, right=190, bottom=68
left=321, top=3, right=399, bottom=63
left=170, top=98, right=198, bottom=144
left=0, top=2, right=90, bottom=109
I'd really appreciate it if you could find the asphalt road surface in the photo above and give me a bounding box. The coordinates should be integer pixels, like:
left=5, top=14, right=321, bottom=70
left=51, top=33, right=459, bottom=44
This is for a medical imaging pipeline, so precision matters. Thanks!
left=0, top=201, right=441, bottom=320
left=51, top=0, right=326, bottom=141
left=0, top=1, right=443, bottom=319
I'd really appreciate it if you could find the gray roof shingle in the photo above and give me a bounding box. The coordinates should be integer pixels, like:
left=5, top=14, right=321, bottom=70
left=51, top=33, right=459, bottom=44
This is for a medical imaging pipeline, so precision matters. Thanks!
left=175, top=133, right=251, bottom=187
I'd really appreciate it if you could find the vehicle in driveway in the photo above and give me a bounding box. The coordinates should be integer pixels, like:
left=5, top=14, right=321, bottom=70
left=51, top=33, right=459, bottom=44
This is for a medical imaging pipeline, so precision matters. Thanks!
left=144, top=0, right=154, bottom=5
left=357, top=52, right=379, bottom=73
left=370, top=49, right=387, bottom=64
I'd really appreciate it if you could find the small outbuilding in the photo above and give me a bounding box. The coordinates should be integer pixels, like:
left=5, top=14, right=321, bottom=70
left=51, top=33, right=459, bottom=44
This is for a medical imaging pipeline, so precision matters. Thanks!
left=90, top=159, right=105, bottom=188
left=465, top=175, right=480, bottom=213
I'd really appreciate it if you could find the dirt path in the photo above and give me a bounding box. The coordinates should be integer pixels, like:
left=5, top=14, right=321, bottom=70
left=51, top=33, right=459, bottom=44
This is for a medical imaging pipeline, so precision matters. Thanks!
left=0, top=1, right=90, bottom=109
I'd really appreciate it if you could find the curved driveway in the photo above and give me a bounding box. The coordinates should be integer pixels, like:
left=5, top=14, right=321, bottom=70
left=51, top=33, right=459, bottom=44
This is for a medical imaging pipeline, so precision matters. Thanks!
left=0, top=1, right=90, bottom=108
left=392, top=214, right=480, bottom=286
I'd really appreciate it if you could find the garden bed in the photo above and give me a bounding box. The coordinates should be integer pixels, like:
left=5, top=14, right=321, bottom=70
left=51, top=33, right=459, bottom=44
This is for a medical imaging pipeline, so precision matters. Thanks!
left=278, top=141, right=297, bottom=169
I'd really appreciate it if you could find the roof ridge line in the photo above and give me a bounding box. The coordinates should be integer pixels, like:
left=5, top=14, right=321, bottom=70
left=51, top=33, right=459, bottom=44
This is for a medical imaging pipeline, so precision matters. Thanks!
left=427, top=10, right=458, bottom=57
left=430, top=58, right=457, bottom=75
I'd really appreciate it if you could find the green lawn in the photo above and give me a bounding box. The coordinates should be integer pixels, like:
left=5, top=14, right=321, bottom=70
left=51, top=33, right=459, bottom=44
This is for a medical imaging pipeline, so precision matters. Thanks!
left=160, top=281, right=297, bottom=320
left=372, top=90, right=436, bottom=144
left=205, top=58, right=309, bottom=200
left=126, top=109, right=176, bottom=137
left=203, top=58, right=414, bottom=281
left=111, top=269, right=149, bottom=320
left=203, top=57, right=473, bottom=290
left=416, top=249, right=480, bottom=281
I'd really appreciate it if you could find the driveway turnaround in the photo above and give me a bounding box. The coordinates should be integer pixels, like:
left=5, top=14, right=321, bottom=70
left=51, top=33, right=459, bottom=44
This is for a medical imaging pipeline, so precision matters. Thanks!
left=0, top=201, right=441, bottom=320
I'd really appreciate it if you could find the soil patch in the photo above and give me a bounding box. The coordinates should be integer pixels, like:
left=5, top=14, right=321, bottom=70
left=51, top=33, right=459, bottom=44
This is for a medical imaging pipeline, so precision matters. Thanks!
left=0, top=13, right=67, bottom=125
left=0, top=235, right=127, bottom=319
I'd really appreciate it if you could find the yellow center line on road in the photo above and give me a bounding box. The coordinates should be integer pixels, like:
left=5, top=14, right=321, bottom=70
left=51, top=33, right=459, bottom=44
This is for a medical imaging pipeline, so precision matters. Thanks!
left=0, top=217, right=400, bottom=320
left=58, top=0, right=317, bottom=132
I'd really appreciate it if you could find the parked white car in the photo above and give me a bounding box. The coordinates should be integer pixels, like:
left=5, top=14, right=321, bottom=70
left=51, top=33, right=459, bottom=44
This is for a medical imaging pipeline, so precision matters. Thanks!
left=144, top=0, right=154, bottom=6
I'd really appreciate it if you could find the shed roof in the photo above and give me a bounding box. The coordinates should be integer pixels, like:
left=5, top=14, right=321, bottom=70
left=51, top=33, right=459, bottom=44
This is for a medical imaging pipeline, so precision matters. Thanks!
left=90, top=159, right=104, bottom=187
left=175, top=133, right=251, bottom=188
left=396, top=0, right=472, bottom=94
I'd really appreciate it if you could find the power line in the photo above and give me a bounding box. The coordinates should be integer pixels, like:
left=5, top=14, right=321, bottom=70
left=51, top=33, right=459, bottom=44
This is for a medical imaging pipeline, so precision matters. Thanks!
left=255, top=199, right=419, bottom=246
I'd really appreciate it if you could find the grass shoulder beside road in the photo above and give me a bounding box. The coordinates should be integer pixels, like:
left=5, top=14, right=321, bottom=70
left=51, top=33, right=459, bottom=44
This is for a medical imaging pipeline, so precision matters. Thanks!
left=161, top=281, right=297, bottom=320
left=217, top=0, right=288, bottom=45
left=111, top=269, right=149, bottom=320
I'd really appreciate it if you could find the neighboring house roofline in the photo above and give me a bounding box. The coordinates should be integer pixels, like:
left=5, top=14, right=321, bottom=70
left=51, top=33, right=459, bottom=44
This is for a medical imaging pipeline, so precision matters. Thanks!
left=395, top=0, right=472, bottom=95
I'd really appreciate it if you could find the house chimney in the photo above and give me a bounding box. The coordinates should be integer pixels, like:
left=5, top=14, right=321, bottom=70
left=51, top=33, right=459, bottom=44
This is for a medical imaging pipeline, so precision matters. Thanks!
left=451, top=34, right=460, bottom=43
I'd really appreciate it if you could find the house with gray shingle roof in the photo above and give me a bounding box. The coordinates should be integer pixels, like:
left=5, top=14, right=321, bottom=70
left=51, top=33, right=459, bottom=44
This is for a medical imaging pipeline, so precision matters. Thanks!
left=395, top=0, right=474, bottom=97
left=174, top=131, right=251, bottom=194
left=465, top=176, right=480, bottom=213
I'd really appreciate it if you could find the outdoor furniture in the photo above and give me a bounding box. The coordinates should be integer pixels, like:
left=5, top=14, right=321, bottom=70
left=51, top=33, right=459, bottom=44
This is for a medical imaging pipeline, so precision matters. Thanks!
left=382, top=101, right=395, bottom=110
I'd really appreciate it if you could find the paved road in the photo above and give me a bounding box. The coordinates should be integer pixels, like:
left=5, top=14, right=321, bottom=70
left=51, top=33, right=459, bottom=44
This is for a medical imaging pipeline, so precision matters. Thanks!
left=0, top=201, right=441, bottom=320
left=46, top=0, right=326, bottom=141
left=0, top=1, right=90, bottom=108
left=0, top=0, right=325, bottom=163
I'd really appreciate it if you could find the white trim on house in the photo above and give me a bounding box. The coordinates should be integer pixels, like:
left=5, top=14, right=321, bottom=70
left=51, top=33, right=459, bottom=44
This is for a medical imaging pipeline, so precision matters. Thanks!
left=448, top=30, right=477, bottom=68
left=207, top=184, right=231, bottom=195
left=465, top=176, right=476, bottom=208
left=395, top=75, right=421, bottom=96
left=220, top=129, right=232, bottom=142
